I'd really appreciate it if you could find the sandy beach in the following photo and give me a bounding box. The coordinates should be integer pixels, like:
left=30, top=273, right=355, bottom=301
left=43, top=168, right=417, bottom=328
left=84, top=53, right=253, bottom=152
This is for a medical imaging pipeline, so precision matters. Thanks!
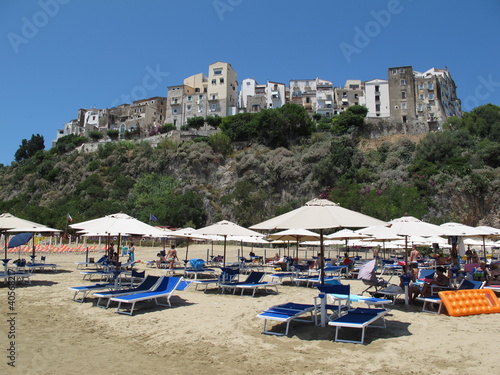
left=1, top=243, right=499, bottom=375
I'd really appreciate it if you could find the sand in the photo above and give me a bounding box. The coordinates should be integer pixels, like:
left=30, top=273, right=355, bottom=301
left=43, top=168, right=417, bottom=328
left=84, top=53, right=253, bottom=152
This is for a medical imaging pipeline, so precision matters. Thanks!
left=1, top=243, right=499, bottom=375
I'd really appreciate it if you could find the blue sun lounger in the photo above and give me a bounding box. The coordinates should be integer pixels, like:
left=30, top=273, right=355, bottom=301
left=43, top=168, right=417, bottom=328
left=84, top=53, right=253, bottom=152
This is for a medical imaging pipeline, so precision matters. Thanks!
left=68, top=283, right=114, bottom=303
left=110, top=276, right=184, bottom=315
left=328, top=307, right=389, bottom=344
left=257, top=302, right=316, bottom=336
left=92, top=275, right=160, bottom=308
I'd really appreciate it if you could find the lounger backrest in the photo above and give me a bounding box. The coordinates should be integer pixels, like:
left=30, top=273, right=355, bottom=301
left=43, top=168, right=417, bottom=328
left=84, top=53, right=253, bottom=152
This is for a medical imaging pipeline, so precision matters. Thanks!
left=220, top=267, right=239, bottom=283
left=245, top=272, right=266, bottom=284
left=156, top=276, right=182, bottom=293
left=459, top=279, right=484, bottom=290
left=189, top=259, right=205, bottom=270
left=418, top=269, right=435, bottom=281
left=137, top=275, right=160, bottom=291
left=317, top=284, right=350, bottom=295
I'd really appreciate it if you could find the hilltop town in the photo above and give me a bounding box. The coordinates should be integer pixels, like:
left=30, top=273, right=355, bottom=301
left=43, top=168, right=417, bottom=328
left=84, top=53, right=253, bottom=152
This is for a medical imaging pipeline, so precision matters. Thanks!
left=54, top=61, right=462, bottom=146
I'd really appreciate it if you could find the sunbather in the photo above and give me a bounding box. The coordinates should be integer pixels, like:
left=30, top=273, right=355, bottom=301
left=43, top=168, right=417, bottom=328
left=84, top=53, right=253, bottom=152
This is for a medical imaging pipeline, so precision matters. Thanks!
left=487, top=262, right=500, bottom=285
left=420, top=266, right=449, bottom=297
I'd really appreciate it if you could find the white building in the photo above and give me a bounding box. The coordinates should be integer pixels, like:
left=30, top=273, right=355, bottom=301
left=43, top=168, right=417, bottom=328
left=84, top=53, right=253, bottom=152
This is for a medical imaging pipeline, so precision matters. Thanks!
left=364, top=79, right=390, bottom=118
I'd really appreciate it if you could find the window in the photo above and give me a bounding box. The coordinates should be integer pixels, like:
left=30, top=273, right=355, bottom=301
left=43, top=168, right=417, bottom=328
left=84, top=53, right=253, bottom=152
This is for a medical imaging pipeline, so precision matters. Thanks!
left=428, top=93, right=435, bottom=100
left=213, top=69, right=222, bottom=75
left=402, top=115, right=407, bottom=123
left=195, top=88, right=200, bottom=93
left=418, top=104, right=423, bottom=111
left=198, top=105, right=203, bottom=113
left=212, top=79, right=216, bottom=85
left=376, top=104, right=380, bottom=112
left=211, top=104, right=217, bottom=111
left=400, top=79, right=406, bottom=86
left=428, top=83, right=434, bottom=90
left=246, top=81, right=251, bottom=85
left=419, top=94, right=424, bottom=100
left=199, top=95, right=203, bottom=100
left=401, top=91, right=406, bottom=99
left=400, top=68, right=405, bottom=73
left=419, top=83, right=424, bottom=89
left=375, top=85, right=380, bottom=92
left=219, top=78, right=224, bottom=84
left=402, top=102, right=407, bottom=110
left=187, top=105, right=191, bottom=111
left=354, top=93, right=359, bottom=99
left=173, top=109, right=178, bottom=113
left=187, top=96, right=192, bottom=101
left=392, top=69, right=397, bottom=74
left=375, top=95, right=380, bottom=102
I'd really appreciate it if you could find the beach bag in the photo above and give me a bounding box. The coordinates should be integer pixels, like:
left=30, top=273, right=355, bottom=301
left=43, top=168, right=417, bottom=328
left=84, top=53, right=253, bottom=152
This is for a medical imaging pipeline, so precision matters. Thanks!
left=190, top=258, right=205, bottom=270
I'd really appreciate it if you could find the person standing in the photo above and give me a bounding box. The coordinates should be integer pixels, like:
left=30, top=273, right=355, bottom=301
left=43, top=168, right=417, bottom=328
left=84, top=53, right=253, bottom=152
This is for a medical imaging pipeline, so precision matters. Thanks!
left=166, top=244, right=178, bottom=270
left=128, top=242, right=135, bottom=263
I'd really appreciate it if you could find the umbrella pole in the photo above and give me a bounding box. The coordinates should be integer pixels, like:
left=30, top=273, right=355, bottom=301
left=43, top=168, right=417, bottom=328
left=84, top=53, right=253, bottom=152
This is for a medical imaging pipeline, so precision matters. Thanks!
left=222, top=235, right=227, bottom=268
left=320, top=230, right=325, bottom=285
left=482, top=236, right=487, bottom=261
left=184, top=239, right=190, bottom=262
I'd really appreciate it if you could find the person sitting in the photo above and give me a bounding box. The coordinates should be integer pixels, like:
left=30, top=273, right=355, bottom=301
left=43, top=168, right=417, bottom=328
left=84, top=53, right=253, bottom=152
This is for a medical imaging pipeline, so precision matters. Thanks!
left=156, top=250, right=167, bottom=268
left=473, top=261, right=488, bottom=282
left=487, top=262, right=500, bottom=285
left=419, top=266, right=449, bottom=298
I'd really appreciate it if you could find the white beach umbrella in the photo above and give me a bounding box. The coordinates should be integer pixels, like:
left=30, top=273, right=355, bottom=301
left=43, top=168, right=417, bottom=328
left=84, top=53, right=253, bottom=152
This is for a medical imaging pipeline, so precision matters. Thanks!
left=191, top=220, right=264, bottom=267
left=170, top=227, right=223, bottom=261
left=441, top=222, right=493, bottom=259
left=266, top=228, right=321, bottom=261
left=0, top=213, right=48, bottom=261
left=251, top=198, right=387, bottom=285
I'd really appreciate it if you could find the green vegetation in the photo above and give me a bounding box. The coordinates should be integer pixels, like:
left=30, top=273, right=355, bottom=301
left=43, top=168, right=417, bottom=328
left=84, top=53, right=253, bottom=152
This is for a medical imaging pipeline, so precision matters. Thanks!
left=2, top=104, right=499, bottom=231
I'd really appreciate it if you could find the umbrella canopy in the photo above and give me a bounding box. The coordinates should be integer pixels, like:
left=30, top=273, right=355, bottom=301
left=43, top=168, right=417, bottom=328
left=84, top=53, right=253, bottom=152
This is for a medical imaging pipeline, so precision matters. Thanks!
left=266, top=228, right=321, bottom=261
left=251, top=198, right=387, bottom=230
left=0, top=213, right=48, bottom=260
left=440, top=222, right=491, bottom=237
left=170, top=227, right=216, bottom=261
left=70, top=213, right=166, bottom=237
left=251, top=198, right=388, bottom=285
left=7, top=225, right=61, bottom=260
left=8, top=233, right=33, bottom=248
left=191, top=220, right=264, bottom=267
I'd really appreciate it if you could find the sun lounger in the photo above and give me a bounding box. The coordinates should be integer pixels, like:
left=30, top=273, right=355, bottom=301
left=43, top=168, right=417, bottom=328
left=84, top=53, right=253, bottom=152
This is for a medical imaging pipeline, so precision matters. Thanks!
left=191, top=267, right=239, bottom=292
left=68, top=283, right=114, bottom=303
left=75, top=255, right=108, bottom=270
left=110, top=276, right=184, bottom=315
left=416, top=279, right=485, bottom=314
left=92, top=275, right=160, bottom=308
left=25, top=262, right=58, bottom=272
left=232, top=281, right=279, bottom=297
left=328, top=307, right=389, bottom=344
left=219, top=271, right=266, bottom=294
left=0, top=271, right=32, bottom=284
left=293, top=275, right=340, bottom=287
left=256, top=302, right=316, bottom=336
left=80, top=270, right=114, bottom=282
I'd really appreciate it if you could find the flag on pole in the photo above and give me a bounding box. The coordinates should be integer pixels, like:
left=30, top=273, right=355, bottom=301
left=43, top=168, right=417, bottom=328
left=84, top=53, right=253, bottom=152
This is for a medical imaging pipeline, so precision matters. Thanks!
left=67, top=213, right=73, bottom=222
left=149, top=213, right=159, bottom=222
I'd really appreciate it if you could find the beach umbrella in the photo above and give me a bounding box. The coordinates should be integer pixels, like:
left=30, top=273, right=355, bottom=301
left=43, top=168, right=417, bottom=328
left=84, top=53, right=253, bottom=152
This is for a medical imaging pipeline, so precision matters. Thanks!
left=191, top=220, right=264, bottom=267
left=251, top=198, right=387, bottom=285
left=266, top=228, right=321, bottom=261
left=169, top=227, right=214, bottom=262
left=441, top=222, right=492, bottom=259
left=326, top=228, right=371, bottom=258
left=8, top=233, right=33, bottom=248
left=0, top=213, right=47, bottom=262
left=357, top=225, right=403, bottom=258
left=474, top=225, right=500, bottom=260
left=8, top=225, right=62, bottom=262
left=388, top=215, right=460, bottom=305
left=70, top=213, right=167, bottom=256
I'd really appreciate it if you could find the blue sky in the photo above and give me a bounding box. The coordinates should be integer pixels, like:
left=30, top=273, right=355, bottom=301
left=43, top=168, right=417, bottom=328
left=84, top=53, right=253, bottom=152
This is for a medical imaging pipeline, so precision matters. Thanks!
left=1, top=0, right=499, bottom=165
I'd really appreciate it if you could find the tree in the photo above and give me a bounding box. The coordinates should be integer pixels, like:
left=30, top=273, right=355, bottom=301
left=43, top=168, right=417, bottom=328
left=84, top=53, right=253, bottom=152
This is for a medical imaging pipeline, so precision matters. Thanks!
left=205, top=115, right=222, bottom=129
left=15, top=134, right=45, bottom=162
left=187, top=116, right=205, bottom=131
left=88, top=131, right=104, bottom=142
left=107, top=129, right=120, bottom=141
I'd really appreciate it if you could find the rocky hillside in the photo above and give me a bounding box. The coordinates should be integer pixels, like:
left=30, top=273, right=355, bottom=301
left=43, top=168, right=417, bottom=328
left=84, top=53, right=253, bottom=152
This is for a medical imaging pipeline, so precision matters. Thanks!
left=1, top=105, right=499, bottom=230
